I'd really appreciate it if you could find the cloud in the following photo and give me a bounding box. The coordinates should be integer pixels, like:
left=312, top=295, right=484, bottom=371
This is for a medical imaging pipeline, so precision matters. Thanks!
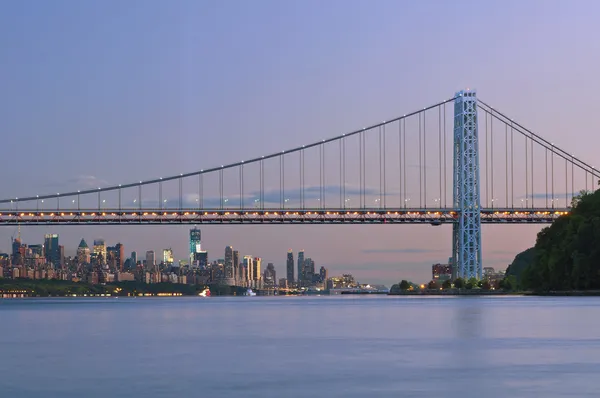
left=43, top=175, right=109, bottom=190
left=518, top=192, right=576, bottom=200
left=362, top=248, right=443, bottom=254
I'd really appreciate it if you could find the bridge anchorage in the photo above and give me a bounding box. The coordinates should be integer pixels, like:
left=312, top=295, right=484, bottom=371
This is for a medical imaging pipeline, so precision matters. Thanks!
left=1, top=90, right=598, bottom=279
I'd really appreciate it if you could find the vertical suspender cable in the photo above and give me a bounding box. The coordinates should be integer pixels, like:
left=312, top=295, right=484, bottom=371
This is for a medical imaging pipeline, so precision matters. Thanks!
left=403, top=118, right=407, bottom=208
left=419, top=113, right=422, bottom=207
left=383, top=125, right=386, bottom=208
left=399, top=120, right=402, bottom=208
left=511, top=122, right=514, bottom=208
left=443, top=103, right=447, bottom=208
left=439, top=105, right=442, bottom=207
left=551, top=145, right=555, bottom=208
left=485, top=111, right=489, bottom=207
left=545, top=148, right=548, bottom=208
left=505, top=124, right=509, bottom=207
left=423, top=111, right=427, bottom=208
left=491, top=110, right=494, bottom=207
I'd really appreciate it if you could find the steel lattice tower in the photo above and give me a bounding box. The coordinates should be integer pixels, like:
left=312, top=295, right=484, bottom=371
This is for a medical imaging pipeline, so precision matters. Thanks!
left=452, top=90, right=482, bottom=279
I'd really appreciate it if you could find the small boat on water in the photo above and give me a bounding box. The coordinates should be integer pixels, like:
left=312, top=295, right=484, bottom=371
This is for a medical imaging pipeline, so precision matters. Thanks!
left=198, top=288, right=211, bottom=297
left=246, top=289, right=256, bottom=297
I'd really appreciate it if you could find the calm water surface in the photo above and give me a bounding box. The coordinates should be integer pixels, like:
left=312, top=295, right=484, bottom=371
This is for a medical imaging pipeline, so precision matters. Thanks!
left=1, top=296, right=599, bottom=397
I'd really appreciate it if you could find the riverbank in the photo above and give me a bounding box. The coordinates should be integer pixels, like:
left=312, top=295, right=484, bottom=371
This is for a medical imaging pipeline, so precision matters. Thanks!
left=0, top=279, right=246, bottom=297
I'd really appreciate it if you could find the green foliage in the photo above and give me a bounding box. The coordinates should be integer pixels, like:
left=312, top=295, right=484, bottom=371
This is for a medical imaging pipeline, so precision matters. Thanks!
left=442, top=279, right=452, bottom=289
left=499, top=275, right=518, bottom=291
left=399, top=280, right=411, bottom=290
left=465, top=277, right=479, bottom=290
left=427, top=280, right=439, bottom=290
left=506, top=247, right=536, bottom=283
left=510, top=189, right=600, bottom=291
left=454, top=277, right=465, bottom=289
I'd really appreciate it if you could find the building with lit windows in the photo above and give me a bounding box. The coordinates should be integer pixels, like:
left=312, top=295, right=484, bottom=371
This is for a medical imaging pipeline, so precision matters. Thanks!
left=189, top=228, right=201, bottom=265
left=77, top=239, right=91, bottom=264
left=286, top=250, right=294, bottom=284
left=44, top=234, right=61, bottom=268
left=253, top=257, right=261, bottom=288
left=163, top=248, right=174, bottom=266
left=93, top=239, right=107, bottom=265
left=432, top=263, right=452, bottom=281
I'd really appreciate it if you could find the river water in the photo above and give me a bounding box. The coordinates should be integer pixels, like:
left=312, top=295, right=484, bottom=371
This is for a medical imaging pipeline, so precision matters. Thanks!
left=0, top=296, right=599, bottom=397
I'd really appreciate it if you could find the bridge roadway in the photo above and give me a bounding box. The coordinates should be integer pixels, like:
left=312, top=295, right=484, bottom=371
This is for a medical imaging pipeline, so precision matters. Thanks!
left=0, top=207, right=570, bottom=225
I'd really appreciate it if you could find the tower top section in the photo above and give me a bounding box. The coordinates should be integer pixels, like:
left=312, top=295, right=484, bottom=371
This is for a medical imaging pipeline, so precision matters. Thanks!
left=455, top=89, right=477, bottom=98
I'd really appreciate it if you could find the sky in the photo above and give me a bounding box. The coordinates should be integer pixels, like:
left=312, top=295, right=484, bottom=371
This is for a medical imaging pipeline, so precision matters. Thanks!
left=1, top=0, right=600, bottom=285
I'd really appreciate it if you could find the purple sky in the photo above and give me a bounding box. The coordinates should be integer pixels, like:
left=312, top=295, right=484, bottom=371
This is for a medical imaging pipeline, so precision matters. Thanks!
left=1, top=0, right=600, bottom=285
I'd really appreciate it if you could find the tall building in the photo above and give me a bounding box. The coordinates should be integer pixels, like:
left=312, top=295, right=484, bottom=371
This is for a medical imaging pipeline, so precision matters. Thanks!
left=189, top=228, right=201, bottom=265
left=145, top=251, right=156, bottom=272
left=11, top=237, right=22, bottom=265
left=163, top=248, right=174, bottom=265
left=77, top=239, right=91, bottom=264
left=195, top=251, right=208, bottom=269
left=131, top=251, right=138, bottom=265
left=286, top=250, right=294, bottom=283
left=298, top=250, right=305, bottom=285
left=233, top=250, right=240, bottom=282
left=432, top=263, right=452, bottom=281
left=115, top=243, right=124, bottom=271
left=319, top=266, right=328, bottom=284
left=253, top=257, right=261, bottom=287
left=44, top=234, right=61, bottom=268
left=304, top=258, right=315, bottom=283
left=264, top=263, right=276, bottom=287
left=106, top=246, right=118, bottom=270
left=224, top=246, right=234, bottom=279
left=243, top=256, right=253, bottom=282
left=93, top=239, right=107, bottom=265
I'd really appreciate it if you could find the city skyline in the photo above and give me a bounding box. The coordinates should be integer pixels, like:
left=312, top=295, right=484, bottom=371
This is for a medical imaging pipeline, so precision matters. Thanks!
left=2, top=0, right=600, bottom=284
left=1, top=228, right=346, bottom=285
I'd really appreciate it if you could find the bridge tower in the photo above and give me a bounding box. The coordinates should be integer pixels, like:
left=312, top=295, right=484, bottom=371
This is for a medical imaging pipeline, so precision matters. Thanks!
left=452, top=90, right=482, bottom=279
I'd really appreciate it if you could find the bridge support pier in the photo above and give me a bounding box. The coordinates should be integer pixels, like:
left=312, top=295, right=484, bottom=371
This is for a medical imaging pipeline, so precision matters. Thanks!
left=452, top=90, right=482, bottom=280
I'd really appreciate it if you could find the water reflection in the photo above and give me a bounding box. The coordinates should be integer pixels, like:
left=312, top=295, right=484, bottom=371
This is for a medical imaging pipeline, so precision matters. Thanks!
left=0, top=296, right=599, bottom=398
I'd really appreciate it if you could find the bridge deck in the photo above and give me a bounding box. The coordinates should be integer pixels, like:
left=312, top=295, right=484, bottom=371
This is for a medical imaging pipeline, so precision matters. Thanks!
left=0, top=208, right=569, bottom=225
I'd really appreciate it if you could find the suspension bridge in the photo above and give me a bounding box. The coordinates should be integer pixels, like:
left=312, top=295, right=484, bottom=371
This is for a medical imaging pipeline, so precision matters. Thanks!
left=1, top=90, right=598, bottom=279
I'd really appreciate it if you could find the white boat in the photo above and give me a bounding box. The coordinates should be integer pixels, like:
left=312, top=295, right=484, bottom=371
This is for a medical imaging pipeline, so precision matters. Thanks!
left=198, top=288, right=211, bottom=297
left=246, top=289, right=256, bottom=296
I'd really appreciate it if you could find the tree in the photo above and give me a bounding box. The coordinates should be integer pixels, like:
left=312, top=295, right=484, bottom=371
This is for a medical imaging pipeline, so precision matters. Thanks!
left=399, top=280, right=411, bottom=291
left=427, top=280, right=439, bottom=290
left=454, top=277, right=465, bottom=289
left=442, top=279, right=452, bottom=289
left=481, top=280, right=492, bottom=290
left=465, top=277, right=479, bottom=290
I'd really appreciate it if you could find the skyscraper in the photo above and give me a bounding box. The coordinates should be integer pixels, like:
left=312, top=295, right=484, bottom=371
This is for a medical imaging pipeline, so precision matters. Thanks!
left=77, top=239, right=91, bottom=264
left=264, top=263, right=276, bottom=287
left=115, top=243, right=124, bottom=271
left=189, top=228, right=201, bottom=265
left=319, top=266, right=328, bottom=284
left=224, top=246, right=234, bottom=279
left=233, top=250, right=240, bottom=282
left=44, top=234, right=61, bottom=268
left=145, top=250, right=156, bottom=272
left=253, top=257, right=261, bottom=287
left=304, top=258, right=315, bottom=284
left=243, top=256, right=253, bottom=283
left=286, top=250, right=294, bottom=283
left=106, top=246, right=117, bottom=269
left=163, top=248, right=174, bottom=265
left=93, top=239, right=107, bottom=265
left=298, top=250, right=305, bottom=285
left=196, top=251, right=208, bottom=269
